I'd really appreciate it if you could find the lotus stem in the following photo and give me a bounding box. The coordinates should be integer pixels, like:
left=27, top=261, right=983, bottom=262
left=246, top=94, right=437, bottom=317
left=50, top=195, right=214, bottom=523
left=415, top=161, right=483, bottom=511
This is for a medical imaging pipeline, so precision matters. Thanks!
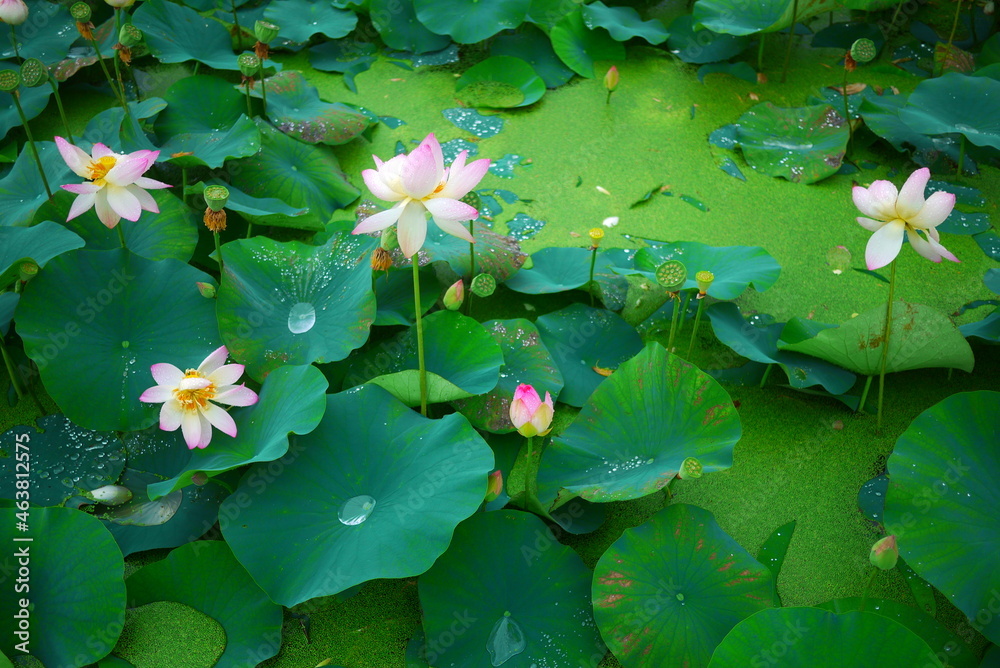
left=947, top=0, right=963, bottom=47
left=47, top=79, right=73, bottom=142
left=843, top=68, right=853, bottom=155
left=588, top=245, right=598, bottom=307
left=667, top=293, right=681, bottom=353
left=686, top=295, right=707, bottom=358
left=759, top=363, right=773, bottom=388
left=858, top=375, right=874, bottom=413
left=87, top=34, right=128, bottom=111
left=412, top=256, right=428, bottom=416
left=876, top=260, right=898, bottom=431
left=244, top=83, right=253, bottom=117
left=113, top=10, right=127, bottom=105
left=466, top=220, right=475, bottom=317
left=180, top=167, right=188, bottom=206
left=231, top=0, right=243, bottom=50
left=757, top=34, right=765, bottom=72
left=116, top=224, right=127, bottom=250
left=858, top=567, right=877, bottom=612
left=8, top=25, right=20, bottom=61
left=214, top=231, right=224, bottom=274
left=956, top=135, right=966, bottom=176
left=246, top=222, right=254, bottom=238
left=258, top=63, right=268, bottom=116
left=11, top=92, right=52, bottom=199
left=781, top=0, right=799, bottom=83
left=0, top=335, right=45, bottom=415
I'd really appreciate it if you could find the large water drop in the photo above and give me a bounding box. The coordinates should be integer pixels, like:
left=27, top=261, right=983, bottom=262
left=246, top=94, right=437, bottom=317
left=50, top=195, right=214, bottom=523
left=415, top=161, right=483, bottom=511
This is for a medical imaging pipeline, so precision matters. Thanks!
left=287, top=302, right=316, bottom=334
left=338, top=494, right=376, bottom=526
left=487, top=611, right=526, bottom=666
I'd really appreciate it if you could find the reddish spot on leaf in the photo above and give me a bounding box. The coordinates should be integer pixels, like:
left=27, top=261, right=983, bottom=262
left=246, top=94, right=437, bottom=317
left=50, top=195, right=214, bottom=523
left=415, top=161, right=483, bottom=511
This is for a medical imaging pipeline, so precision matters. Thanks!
left=600, top=593, right=625, bottom=607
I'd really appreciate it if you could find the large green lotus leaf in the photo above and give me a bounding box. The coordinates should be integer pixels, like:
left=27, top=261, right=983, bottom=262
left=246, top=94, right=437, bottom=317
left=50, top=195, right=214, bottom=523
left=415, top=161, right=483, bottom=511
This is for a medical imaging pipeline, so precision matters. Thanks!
left=453, top=319, right=564, bottom=432
left=456, top=56, right=545, bottom=108
left=899, top=73, right=1000, bottom=151
left=733, top=103, right=849, bottom=184
left=250, top=71, right=372, bottom=145
left=666, top=15, right=751, bottom=64
left=264, top=0, right=356, bottom=41
left=860, top=94, right=963, bottom=166
left=228, top=120, right=359, bottom=230
left=0, top=293, right=17, bottom=336
left=550, top=9, right=626, bottom=78
left=0, top=64, right=52, bottom=142
left=76, top=98, right=166, bottom=155
left=342, top=310, right=503, bottom=406
left=414, top=0, right=531, bottom=43
left=535, top=303, right=643, bottom=407
left=148, top=364, right=328, bottom=499
left=694, top=0, right=846, bottom=35
left=490, top=25, right=574, bottom=88
left=525, top=0, right=577, bottom=28
left=0, top=414, right=125, bottom=505
left=40, top=190, right=198, bottom=263
left=372, top=266, right=437, bottom=327
left=707, top=302, right=856, bottom=394
left=216, top=234, right=375, bottom=381
left=816, top=597, right=977, bottom=667
left=779, top=301, right=975, bottom=376
left=16, top=249, right=220, bottom=431
left=188, top=180, right=310, bottom=229
left=631, top=239, right=782, bottom=299
left=221, top=384, right=494, bottom=606
left=0, top=141, right=73, bottom=227
left=593, top=504, right=772, bottom=666
left=422, top=220, right=527, bottom=282
left=960, top=307, right=1000, bottom=344
left=0, top=1, right=77, bottom=63
left=0, top=507, right=125, bottom=666
left=708, top=608, right=942, bottom=667
left=0, top=221, right=84, bottom=288
left=885, top=391, right=1000, bottom=645
left=126, top=541, right=283, bottom=667
left=419, top=510, right=604, bottom=667
left=505, top=247, right=615, bottom=296
left=370, top=0, right=450, bottom=53
left=582, top=1, right=669, bottom=44
left=133, top=0, right=279, bottom=71
left=538, top=343, right=739, bottom=509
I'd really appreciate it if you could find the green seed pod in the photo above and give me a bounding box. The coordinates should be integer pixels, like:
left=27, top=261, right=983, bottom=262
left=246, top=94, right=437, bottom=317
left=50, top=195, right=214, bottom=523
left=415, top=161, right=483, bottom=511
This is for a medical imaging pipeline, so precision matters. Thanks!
left=238, top=52, right=261, bottom=76
left=19, top=260, right=39, bottom=282
left=203, top=185, right=230, bottom=212
left=695, top=270, right=714, bottom=294
left=118, top=23, right=143, bottom=47
left=850, top=38, right=877, bottom=64
left=678, top=457, right=703, bottom=480
left=379, top=226, right=398, bottom=251
left=0, top=69, right=21, bottom=93
left=19, top=59, right=48, bottom=88
left=70, top=1, right=92, bottom=21
left=655, top=260, right=687, bottom=291
left=470, top=273, right=496, bottom=298
left=459, top=189, right=481, bottom=211
left=254, top=19, right=279, bottom=44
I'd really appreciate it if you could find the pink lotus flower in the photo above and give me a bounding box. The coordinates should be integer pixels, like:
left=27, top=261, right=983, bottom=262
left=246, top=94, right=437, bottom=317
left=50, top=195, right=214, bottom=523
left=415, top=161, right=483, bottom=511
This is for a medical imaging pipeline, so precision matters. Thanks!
left=352, top=133, right=490, bottom=258
left=139, top=346, right=259, bottom=450
left=852, top=167, right=958, bottom=270
left=56, top=136, right=171, bottom=229
left=0, top=0, right=29, bottom=25
left=509, top=383, right=554, bottom=438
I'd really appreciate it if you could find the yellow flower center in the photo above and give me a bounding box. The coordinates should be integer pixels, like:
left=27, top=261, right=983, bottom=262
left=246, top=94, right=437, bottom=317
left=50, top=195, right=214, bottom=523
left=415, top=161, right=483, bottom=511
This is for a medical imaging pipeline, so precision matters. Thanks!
left=86, top=156, right=117, bottom=186
left=173, top=369, right=216, bottom=412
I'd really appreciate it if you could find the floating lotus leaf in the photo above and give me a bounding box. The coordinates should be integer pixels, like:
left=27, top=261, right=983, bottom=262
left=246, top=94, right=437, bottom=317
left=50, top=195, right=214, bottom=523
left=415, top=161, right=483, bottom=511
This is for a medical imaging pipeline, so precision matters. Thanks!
left=859, top=94, right=963, bottom=167
left=264, top=0, right=356, bottom=41
left=0, top=507, right=125, bottom=666
left=0, top=1, right=76, bottom=63
left=757, top=520, right=796, bottom=604
left=779, top=300, right=975, bottom=376
left=414, top=0, right=531, bottom=43
left=490, top=24, right=574, bottom=88
left=0, top=141, right=73, bottom=226
left=582, top=1, right=669, bottom=44
left=0, top=221, right=84, bottom=288
left=251, top=71, right=372, bottom=145
left=420, top=510, right=605, bottom=667
left=632, top=240, right=781, bottom=299
left=189, top=180, right=310, bottom=229
left=372, top=266, right=438, bottom=327
left=593, top=504, right=773, bottom=666
left=221, top=385, right=494, bottom=606
left=456, top=56, right=545, bottom=108
left=422, top=220, right=527, bottom=282
left=216, top=234, right=376, bottom=381
left=550, top=8, right=625, bottom=78
left=693, top=0, right=868, bottom=35
left=884, top=391, right=1000, bottom=645
left=708, top=608, right=942, bottom=666
left=16, top=249, right=220, bottom=431
left=308, top=40, right=377, bottom=93
left=899, top=72, right=1000, bottom=151
left=505, top=247, right=613, bottom=296
left=731, top=103, right=849, bottom=184
left=370, top=0, right=450, bottom=53
left=666, top=15, right=751, bottom=64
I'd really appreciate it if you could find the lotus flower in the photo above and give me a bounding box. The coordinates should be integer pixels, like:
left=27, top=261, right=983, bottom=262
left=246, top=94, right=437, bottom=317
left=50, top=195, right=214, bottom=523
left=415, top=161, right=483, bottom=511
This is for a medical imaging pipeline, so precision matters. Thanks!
left=352, top=133, right=490, bottom=258
left=56, top=136, right=171, bottom=229
left=852, top=167, right=958, bottom=270
left=139, top=346, right=259, bottom=450
left=509, top=384, right=554, bottom=438
left=0, top=0, right=28, bottom=25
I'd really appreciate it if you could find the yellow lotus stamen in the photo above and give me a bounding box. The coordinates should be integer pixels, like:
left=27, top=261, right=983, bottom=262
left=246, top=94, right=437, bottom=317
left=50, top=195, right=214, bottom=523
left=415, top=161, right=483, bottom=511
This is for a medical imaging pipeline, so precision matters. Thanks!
left=173, top=369, right=217, bottom=412
left=87, top=155, right=117, bottom=185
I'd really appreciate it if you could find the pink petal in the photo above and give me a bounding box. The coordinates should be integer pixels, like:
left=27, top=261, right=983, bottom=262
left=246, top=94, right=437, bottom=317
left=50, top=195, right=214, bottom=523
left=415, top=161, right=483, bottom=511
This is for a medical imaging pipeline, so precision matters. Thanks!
left=363, top=168, right=405, bottom=202
left=151, top=362, right=184, bottom=386
left=431, top=215, right=475, bottom=245
left=178, top=376, right=213, bottom=391
left=856, top=216, right=885, bottom=233
left=208, top=362, right=245, bottom=387
left=198, top=346, right=230, bottom=376
left=105, top=185, right=142, bottom=222
left=396, top=200, right=429, bottom=258
left=352, top=203, right=404, bottom=235
left=91, top=143, right=116, bottom=159
left=66, top=192, right=97, bottom=221
left=854, top=180, right=898, bottom=221
left=417, top=133, right=444, bottom=175
left=127, top=184, right=159, bottom=213
left=439, top=157, right=491, bottom=200
left=181, top=410, right=203, bottom=450
left=196, top=412, right=213, bottom=449
left=424, top=197, right=478, bottom=222
left=513, top=384, right=542, bottom=413
left=401, top=144, right=441, bottom=199
left=62, top=183, right=101, bottom=195
left=213, top=385, right=259, bottom=407
left=202, top=402, right=237, bottom=437
left=896, top=167, right=929, bottom=219
left=139, top=385, right=174, bottom=403
left=94, top=189, right=120, bottom=229
left=865, top=220, right=905, bottom=270
left=927, top=234, right=959, bottom=263
left=104, top=152, right=151, bottom=186
left=132, top=176, right=171, bottom=190
left=55, top=136, right=93, bottom=178
left=905, top=228, right=941, bottom=263
left=159, top=401, right=183, bottom=431
left=907, top=191, right=955, bottom=229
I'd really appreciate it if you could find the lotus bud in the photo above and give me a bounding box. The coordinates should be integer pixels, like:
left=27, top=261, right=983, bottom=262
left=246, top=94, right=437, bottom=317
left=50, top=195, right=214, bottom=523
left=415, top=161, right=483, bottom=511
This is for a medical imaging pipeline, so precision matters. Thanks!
left=238, top=52, right=261, bottom=77
left=195, top=282, right=216, bottom=299
left=119, top=23, right=143, bottom=47
left=985, top=1, right=994, bottom=15
left=191, top=472, right=209, bottom=486
left=850, top=38, right=877, bottom=64
left=588, top=227, right=604, bottom=249
left=203, top=185, right=229, bottom=212
left=509, top=383, right=554, bottom=438
left=0, top=0, right=29, bottom=26
left=18, top=261, right=38, bottom=283
left=0, top=68, right=20, bottom=93
left=379, top=226, right=399, bottom=251
left=484, top=470, right=503, bottom=503
left=104, top=0, right=136, bottom=7
left=869, top=535, right=898, bottom=571
left=604, top=65, right=619, bottom=92
left=470, top=273, right=496, bottom=298
left=19, top=58, right=48, bottom=88
left=695, top=270, right=714, bottom=297
left=86, top=484, right=133, bottom=506
left=655, top=260, right=687, bottom=291
left=443, top=279, right=464, bottom=311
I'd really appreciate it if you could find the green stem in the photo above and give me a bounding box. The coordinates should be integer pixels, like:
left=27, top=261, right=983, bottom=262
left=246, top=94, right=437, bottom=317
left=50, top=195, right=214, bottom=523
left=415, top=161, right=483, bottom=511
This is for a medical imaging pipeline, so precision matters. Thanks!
left=466, top=219, right=475, bottom=317
left=12, top=92, right=52, bottom=199
left=412, top=256, right=428, bottom=416
left=214, top=231, right=224, bottom=274
left=956, top=134, right=966, bottom=176
left=246, top=222, right=254, bottom=239
left=858, top=375, right=874, bottom=413
left=686, top=295, right=707, bottom=358
left=666, top=293, right=681, bottom=353
left=193, top=62, right=200, bottom=76
left=969, top=0, right=977, bottom=44
left=112, top=10, right=127, bottom=107
left=781, top=0, right=799, bottom=83
left=88, top=36, right=128, bottom=111
left=48, top=79, right=73, bottom=142
left=605, top=90, right=612, bottom=105
left=231, top=0, right=243, bottom=50
left=181, top=167, right=188, bottom=207
left=206, top=475, right=235, bottom=495
left=116, top=224, right=127, bottom=249
left=757, top=33, right=765, bottom=72
left=8, top=25, right=20, bottom=61
left=759, top=363, right=773, bottom=388
left=947, top=0, right=963, bottom=47
left=258, top=64, right=267, bottom=117
left=244, top=83, right=253, bottom=117
left=0, top=336, right=44, bottom=415
left=889, top=1, right=905, bottom=32
left=858, top=567, right=877, bottom=612
left=843, top=67, right=853, bottom=155
left=876, top=260, right=898, bottom=431
left=588, top=246, right=598, bottom=307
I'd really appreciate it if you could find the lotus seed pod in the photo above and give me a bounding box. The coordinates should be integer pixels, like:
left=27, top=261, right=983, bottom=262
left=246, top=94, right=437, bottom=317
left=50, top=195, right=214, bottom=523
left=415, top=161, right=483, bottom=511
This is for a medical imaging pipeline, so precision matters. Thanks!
left=459, top=189, right=481, bottom=211
left=678, top=457, right=703, bottom=480
left=86, top=484, right=133, bottom=506
left=695, top=270, right=714, bottom=295
left=118, top=23, right=143, bottom=47
left=869, top=535, right=898, bottom=571
left=655, top=260, right=687, bottom=291
left=238, top=52, right=261, bottom=76
left=0, top=69, right=20, bottom=93
left=850, top=38, right=877, bottom=64
left=588, top=227, right=604, bottom=247
left=203, top=185, right=229, bottom=212
left=20, top=59, right=48, bottom=88
left=254, top=19, right=279, bottom=44
left=70, top=1, right=92, bottom=21
left=470, top=273, right=496, bottom=297
left=18, top=261, right=39, bottom=282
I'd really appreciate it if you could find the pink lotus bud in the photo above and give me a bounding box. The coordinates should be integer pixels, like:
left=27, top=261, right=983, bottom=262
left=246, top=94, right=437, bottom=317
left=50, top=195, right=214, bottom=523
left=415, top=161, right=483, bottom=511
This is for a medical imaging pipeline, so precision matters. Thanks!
left=484, top=470, right=503, bottom=503
left=869, top=535, right=898, bottom=570
left=196, top=282, right=216, bottom=298
left=509, top=384, right=554, bottom=438
left=604, top=66, right=619, bottom=92
left=443, top=279, right=464, bottom=311
left=0, top=0, right=29, bottom=26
